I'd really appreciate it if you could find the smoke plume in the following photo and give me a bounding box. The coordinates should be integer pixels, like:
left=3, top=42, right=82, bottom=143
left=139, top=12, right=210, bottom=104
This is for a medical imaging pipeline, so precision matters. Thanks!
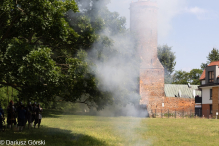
left=69, top=0, right=150, bottom=145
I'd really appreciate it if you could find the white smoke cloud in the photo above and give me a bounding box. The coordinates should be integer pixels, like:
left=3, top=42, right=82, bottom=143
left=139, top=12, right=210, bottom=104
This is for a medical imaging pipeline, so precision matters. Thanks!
left=76, top=1, right=149, bottom=145
left=87, top=28, right=148, bottom=144
left=87, top=29, right=141, bottom=106
left=72, top=0, right=141, bottom=110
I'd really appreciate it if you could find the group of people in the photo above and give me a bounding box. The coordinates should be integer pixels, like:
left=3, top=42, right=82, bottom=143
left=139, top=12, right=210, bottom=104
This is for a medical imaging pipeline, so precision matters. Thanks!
left=0, top=100, right=43, bottom=132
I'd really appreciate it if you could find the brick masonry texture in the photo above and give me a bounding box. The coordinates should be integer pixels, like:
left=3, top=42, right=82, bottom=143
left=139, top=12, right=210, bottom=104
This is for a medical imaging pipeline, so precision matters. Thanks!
left=212, top=87, right=219, bottom=117
left=202, top=104, right=212, bottom=118
left=130, top=1, right=165, bottom=110
left=147, top=96, right=195, bottom=113
left=130, top=1, right=195, bottom=113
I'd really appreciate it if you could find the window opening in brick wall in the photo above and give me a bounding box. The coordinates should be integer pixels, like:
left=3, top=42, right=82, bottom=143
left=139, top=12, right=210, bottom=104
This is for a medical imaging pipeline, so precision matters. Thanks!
left=210, top=104, right=212, bottom=114
left=210, top=89, right=212, bottom=100
left=208, top=71, right=214, bottom=83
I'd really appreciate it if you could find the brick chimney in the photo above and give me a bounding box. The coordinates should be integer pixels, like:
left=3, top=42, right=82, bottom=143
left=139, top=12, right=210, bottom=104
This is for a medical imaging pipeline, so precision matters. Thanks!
left=130, top=0, right=165, bottom=109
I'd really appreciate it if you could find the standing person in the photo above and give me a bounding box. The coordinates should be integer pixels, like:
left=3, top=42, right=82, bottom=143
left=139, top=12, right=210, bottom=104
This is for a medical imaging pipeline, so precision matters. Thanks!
left=34, top=103, right=43, bottom=128
left=7, top=100, right=16, bottom=129
left=0, top=103, right=4, bottom=131
left=17, top=104, right=26, bottom=132
left=32, top=102, right=37, bottom=124
left=26, top=102, right=33, bottom=129
left=16, top=101, right=22, bottom=128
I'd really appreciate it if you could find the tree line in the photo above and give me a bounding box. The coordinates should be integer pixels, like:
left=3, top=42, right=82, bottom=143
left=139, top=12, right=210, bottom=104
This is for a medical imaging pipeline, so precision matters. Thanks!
left=158, top=46, right=219, bottom=85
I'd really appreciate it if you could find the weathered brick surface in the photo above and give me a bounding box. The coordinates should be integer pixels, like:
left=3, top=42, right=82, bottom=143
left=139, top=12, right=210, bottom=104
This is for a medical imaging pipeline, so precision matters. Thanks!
left=130, top=1, right=195, bottom=114
left=130, top=1, right=165, bottom=110
left=202, top=104, right=211, bottom=118
left=147, top=96, right=195, bottom=114
left=212, top=87, right=219, bottom=117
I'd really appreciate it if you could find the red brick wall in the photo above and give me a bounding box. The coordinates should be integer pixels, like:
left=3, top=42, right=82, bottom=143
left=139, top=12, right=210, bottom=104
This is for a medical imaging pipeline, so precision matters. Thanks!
left=147, top=96, right=195, bottom=114
left=163, top=97, right=195, bottom=112
left=212, top=87, right=219, bottom=117
left=139, top=69, right=165, bottom=106
left=202, top=104, right=212, bottom=118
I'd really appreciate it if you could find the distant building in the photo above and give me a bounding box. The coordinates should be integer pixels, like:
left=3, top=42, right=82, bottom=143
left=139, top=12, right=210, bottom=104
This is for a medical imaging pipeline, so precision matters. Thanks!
left=130, top=0, right=196, bottom=115
left=198, top=61, right=219, bottom=118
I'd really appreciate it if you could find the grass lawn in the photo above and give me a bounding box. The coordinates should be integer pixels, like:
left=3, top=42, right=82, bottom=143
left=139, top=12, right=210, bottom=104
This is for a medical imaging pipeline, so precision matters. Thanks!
left=1, top=110, right=219, bottom=146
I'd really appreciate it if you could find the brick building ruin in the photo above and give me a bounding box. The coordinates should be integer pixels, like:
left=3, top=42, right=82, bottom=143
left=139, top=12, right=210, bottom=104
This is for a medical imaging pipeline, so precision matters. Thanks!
left=130, top=0, right=196, bottom=115
left=130, top=0, right=164, bottom=109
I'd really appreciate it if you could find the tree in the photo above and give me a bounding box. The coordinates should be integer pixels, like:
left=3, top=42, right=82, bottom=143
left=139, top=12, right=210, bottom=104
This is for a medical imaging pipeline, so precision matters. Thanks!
left=172, top=70, right=189, bottom=84
left=71, top=0, right=140, bottom=107
left=0, top=0, right=140, bottom=110
left=188, top=69, right=203, bottom=85
left=172, top=69, right=203, bottom=85
left=201, top=48, right=219, bottom=70
left=207, top=48, right=219, bottom=62
left=157, top=45, right=176, bottom=83
left=200, top=63, right=208, bottom=71
left=0, top=0, right=110, bottom=109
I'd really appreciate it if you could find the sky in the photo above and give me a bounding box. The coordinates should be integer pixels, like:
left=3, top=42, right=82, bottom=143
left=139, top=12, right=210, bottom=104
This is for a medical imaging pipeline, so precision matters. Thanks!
left=107, top=0, right=219, bottom=72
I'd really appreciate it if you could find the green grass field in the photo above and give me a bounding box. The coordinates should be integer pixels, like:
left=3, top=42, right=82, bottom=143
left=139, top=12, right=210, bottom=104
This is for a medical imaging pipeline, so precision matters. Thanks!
left=1, top=110, right=219, bottom=146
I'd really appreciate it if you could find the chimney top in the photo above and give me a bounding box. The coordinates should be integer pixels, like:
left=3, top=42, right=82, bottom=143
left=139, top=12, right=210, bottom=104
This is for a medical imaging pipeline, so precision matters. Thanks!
left=130, top=0, right=157, bottom=7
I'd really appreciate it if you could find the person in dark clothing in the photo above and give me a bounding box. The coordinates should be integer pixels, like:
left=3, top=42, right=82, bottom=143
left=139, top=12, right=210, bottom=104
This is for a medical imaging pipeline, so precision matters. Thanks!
left=17, top=104, right=26, bottom=132
left=16, top=101, right=22, bottom=128
left=7, top=100, right=16, bottom=129
left=32, top=102, right=37, bottom=123
left=0, top=104, right=4, bottom=131
left=34, top=103, right=43, bottom=128
left=26, top=102, right=33, bottom=129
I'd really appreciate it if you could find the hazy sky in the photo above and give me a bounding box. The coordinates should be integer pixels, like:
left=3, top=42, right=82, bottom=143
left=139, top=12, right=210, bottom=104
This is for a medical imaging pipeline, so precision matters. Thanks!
left=107, top=0, right=219, bottom=72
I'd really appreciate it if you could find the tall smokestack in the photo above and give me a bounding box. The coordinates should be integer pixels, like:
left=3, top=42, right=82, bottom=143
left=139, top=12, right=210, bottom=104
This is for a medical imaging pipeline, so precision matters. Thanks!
left=130, top=0, right=164, bottom=110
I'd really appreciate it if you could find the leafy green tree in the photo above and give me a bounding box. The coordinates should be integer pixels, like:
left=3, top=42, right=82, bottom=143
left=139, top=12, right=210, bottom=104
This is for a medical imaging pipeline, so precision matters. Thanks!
left=172, top=69, right=202, bottom=85
left=0, top=0, right=110, bottom=109
left=200, top=63, right=208, bottom=71
left=188, top=69, right=203, bottom=85
left=201, top=48, right=219, bottom=70
left=0, top=0, right=139, bottom=110
left=172, top=70, right=189, bottom=84
left=207, top=48, right=219, bottom=62
left=157, top=45, right=176, bottom=83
